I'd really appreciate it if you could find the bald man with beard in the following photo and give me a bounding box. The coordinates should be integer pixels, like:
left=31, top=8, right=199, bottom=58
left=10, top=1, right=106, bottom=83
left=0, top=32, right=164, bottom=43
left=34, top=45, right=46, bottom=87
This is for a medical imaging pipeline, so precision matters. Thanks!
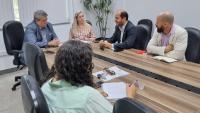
left=147, top=11, right=188, bottom=60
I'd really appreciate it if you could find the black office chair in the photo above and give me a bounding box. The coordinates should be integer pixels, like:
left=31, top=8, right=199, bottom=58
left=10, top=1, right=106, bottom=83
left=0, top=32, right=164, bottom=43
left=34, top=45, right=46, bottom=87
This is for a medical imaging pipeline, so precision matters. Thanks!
left=23, top=43, right=50, bottom=85
left=185, top=27, right=200, bottom=63
left=21, top=75, right=50, bottom=113
left=113, top=98, right=156, bottom=113
left=3, top=20, right=25, bottom=91
left=137, top=19, right=153, bottom=34
left=133, top=25, right=149, bottom=50
left=137, top=19, right=153, bottom=41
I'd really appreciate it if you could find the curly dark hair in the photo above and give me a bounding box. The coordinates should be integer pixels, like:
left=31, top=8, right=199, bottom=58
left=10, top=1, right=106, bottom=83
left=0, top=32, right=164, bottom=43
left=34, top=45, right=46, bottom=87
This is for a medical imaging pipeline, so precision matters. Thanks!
left=54, top=40, right=94, bottom=87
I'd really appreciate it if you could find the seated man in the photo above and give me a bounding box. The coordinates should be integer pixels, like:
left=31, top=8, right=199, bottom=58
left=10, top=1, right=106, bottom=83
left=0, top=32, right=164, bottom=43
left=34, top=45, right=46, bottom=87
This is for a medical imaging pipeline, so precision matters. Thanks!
left=24, top=10, right=60, bottom=47
left=147, top=11, right=188, bottom=60
left=100, top=9, right=137, bottom=51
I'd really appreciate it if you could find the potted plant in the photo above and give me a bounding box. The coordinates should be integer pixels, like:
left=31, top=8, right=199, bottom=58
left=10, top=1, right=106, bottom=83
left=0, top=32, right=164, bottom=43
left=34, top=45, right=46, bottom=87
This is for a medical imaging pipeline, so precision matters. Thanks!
left=82, top=0, right=113, bottom=39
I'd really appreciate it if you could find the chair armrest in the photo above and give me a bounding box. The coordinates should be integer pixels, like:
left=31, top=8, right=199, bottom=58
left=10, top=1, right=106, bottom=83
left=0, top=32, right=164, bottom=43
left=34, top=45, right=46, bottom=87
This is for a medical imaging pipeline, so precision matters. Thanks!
left=12, top=50, right=23, bottom=55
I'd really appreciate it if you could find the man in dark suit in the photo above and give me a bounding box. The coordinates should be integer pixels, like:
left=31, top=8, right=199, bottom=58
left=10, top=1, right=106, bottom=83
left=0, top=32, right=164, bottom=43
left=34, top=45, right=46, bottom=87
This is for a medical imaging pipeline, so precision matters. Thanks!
left=100, top=9, right=137, bottom=51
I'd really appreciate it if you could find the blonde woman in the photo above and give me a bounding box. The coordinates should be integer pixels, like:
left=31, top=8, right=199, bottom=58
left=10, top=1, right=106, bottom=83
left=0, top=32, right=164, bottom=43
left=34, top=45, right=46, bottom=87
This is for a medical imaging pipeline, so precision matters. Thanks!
left=70, top=11, right=96, bottom=41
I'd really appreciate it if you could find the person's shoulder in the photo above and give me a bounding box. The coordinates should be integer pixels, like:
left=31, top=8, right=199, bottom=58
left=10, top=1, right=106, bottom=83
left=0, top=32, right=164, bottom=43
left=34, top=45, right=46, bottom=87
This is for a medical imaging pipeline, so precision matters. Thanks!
left=175, top=24, right=187, bottom=35
left=83, top=86, right=101, bottom=98
left=46, top=22, right=55, bottom=30
left=47, top=22, right=53, bottom=26
left=174, top=24, right=188, bottom=40
left=127, top=21, right=136, bottom=30
left=26, top=21, right=37, bottom=30
left=70, top=86, right=99, bottom=105
left=85, top=23, right=93, bottom=29
left=128, top=21, right=136, bottom=27
left=41, top=79, right=52, bottom=93
left=83, top=86, right=98, bottom=93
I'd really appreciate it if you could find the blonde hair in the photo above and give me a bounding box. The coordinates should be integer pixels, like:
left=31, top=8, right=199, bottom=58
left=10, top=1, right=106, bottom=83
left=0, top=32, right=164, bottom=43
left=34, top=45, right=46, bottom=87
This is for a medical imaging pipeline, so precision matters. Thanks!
left=71, top=11, right=91, bottom=36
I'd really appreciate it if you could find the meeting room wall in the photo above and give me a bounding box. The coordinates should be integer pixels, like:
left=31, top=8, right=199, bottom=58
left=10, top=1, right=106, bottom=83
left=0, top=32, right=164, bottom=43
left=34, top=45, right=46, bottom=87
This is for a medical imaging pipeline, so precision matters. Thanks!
left=0, top=0, right=17, bottom=71
left=123, top=0, right=200, bottom=31
left=0, top=31, right=16, bottom=71
left=77, top=0, right=200, bottom=38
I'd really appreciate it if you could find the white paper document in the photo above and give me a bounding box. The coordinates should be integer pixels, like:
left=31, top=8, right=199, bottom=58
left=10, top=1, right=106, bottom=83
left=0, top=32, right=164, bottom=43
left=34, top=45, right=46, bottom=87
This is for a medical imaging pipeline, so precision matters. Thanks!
left=102, top=82, right=126, bottom=100
left=93, top=66, right=129, bottom=82
left=153, top=56, right=177, bottom=63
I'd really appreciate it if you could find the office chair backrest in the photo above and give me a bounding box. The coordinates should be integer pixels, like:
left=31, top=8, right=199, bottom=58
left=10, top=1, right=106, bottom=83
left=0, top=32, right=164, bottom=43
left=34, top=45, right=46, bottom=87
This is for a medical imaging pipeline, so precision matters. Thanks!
left=3, top=20, right=24, bottom=55
left=113, top=98, right=156, bottom=113
left=24, top=43, right=49, bottom=83
left=185, top=27, right=200, bottom=63
left=137, top=19, right=153, bottom=40
left=21, top=75, right=50, bottom=113
left=133, top=25, right=149, bottom=50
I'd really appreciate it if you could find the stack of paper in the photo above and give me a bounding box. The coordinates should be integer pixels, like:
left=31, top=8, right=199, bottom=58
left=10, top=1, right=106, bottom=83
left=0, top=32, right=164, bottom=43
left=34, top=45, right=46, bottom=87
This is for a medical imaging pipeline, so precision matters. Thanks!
left=102, top=82, right=126, bottom=100
left=93, top=66, right=129, bottom=82
left=153, top=56, right=177, bottom=63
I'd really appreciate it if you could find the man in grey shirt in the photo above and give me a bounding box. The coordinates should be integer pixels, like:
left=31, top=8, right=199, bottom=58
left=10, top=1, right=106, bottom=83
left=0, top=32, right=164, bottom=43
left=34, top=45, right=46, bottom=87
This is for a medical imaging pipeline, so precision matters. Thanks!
left=24, top=10, right=60, bottom=47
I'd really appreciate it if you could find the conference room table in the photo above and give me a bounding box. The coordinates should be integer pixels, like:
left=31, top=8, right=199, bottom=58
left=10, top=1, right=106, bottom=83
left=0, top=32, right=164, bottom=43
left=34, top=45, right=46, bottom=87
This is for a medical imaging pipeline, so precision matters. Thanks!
left=92, top=43, right=200, bottom=94
left=44, top=43, right=200, bottom=113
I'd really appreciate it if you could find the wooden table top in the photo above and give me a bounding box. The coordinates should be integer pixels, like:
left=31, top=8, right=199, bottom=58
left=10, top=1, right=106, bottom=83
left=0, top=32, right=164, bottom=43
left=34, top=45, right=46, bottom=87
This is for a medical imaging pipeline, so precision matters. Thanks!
left=91, top=43, right=200, bottom=92
left=44, top=46, right=200, bottom=113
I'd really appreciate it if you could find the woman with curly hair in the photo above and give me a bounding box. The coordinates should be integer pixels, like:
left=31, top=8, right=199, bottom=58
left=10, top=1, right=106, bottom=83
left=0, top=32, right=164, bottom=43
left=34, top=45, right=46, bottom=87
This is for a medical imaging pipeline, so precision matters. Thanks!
left=41, top=40, right=112, bottom=113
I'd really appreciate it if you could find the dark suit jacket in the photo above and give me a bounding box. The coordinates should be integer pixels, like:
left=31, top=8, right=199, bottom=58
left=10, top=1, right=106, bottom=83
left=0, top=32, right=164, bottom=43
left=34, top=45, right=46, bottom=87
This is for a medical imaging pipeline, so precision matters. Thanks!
left=107, top=21, right=137, bottom=51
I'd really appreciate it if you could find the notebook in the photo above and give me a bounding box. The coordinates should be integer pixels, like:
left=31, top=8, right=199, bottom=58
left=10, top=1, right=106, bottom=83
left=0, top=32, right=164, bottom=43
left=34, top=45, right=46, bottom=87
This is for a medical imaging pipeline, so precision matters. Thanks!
left=153, top=56, right=178, bottom=63
left=102, top=82, right=126, bottom=100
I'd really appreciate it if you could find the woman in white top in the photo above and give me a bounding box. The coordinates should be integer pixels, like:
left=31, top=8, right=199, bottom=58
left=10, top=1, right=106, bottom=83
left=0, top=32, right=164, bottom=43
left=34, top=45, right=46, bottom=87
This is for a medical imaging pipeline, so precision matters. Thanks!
left=70, top=11, right=96, bottom=41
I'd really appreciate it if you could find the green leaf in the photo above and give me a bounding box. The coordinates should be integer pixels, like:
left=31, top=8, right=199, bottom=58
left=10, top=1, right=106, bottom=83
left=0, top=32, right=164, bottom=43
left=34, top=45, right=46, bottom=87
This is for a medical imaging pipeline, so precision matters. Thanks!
left=82, top=0, right=113, bottom=36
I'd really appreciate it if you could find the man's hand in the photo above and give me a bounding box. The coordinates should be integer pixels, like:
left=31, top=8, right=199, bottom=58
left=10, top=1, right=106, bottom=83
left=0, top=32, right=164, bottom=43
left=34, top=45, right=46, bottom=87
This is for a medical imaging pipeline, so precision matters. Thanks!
left=164, top=44, right=174, bottom=53
left=99, top=40, right=112, bottom=50
left=99, top=40, right=105, bottom=50
left=48, top=38, right=60, bottom=47
left=104, top=41, right=112, bottom=49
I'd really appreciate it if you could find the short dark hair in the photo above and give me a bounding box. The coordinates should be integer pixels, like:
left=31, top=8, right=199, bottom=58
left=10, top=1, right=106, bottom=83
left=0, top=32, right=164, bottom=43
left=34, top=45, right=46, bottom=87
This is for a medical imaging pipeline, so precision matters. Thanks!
left=120, top=11, right=128, bottom=20
left=54, top=40, right=94, bottom=87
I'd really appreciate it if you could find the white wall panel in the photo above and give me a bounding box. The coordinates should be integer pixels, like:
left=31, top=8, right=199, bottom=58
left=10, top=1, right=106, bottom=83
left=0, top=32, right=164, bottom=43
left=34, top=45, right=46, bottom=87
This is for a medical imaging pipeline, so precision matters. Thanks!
left=18, top=0, right=70, bottom=26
